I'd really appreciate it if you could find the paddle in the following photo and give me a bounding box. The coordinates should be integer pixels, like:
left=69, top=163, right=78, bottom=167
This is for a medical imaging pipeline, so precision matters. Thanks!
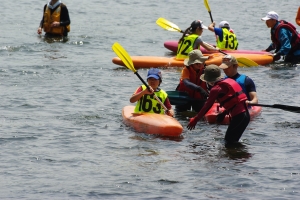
left=203, top=0, right=259, bottom=67
left=167, top=91, right=300, bottom=113
left=156, top=18, right=259, bottom=67
left=249, top=103, right=300, bottom=113
left=204, top=0, right=213, bottom=23
left=112, top=42, right=168, bottom=111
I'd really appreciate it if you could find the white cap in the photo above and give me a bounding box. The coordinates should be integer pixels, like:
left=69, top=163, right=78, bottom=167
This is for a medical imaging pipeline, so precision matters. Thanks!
left=219, top=21, right=230, bottom=28
left=261, top=11, right=278, bottom=21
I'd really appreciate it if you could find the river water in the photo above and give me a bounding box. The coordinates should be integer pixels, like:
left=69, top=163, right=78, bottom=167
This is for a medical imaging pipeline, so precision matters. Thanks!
left=0, top=0, right=299, bottom=199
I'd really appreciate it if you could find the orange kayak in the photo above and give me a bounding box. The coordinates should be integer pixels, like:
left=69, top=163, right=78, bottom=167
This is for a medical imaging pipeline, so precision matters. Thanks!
left=122, top=106, right=183, bottom=137
left=112, top=53, right=273, bottom=69
left=296, top=6, right=300, bottom=26
left=204, top=103, right=262, bottom=125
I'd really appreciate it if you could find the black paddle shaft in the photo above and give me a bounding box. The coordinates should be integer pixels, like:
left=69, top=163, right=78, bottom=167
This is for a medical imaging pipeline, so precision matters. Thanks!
left=134, top=71, right=151, bottom=92
left=249, top=103, right=300, bottom=113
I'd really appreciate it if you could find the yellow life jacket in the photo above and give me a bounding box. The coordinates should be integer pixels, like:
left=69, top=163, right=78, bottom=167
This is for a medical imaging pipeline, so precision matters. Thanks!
left=216, top=28, right=238, bottom=50
left=176, top=34, right=199, bottom=60
left=43, top=5, right=70, bottom=35
left=134, top=85, right=168, bottom=114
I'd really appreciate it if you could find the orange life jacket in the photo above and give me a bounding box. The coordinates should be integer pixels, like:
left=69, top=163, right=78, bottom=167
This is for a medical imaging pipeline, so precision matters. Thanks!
left=176, top=66, right=208, bottom=99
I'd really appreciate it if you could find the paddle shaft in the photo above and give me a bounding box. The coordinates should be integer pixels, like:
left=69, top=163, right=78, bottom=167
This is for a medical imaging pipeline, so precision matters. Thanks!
left=249, top=103, right=300, bottom=113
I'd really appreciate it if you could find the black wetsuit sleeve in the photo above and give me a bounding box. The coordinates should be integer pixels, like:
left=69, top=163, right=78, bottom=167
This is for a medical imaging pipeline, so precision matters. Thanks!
left=39, top=4, right=47, bottom=28
left=60, top=4, right=71, bottom=26
left=183, top=79, right=202, bottom=91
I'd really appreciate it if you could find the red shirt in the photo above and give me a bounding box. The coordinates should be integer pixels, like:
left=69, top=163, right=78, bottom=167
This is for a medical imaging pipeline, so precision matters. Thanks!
left=195, top=83, right=247, bottom=119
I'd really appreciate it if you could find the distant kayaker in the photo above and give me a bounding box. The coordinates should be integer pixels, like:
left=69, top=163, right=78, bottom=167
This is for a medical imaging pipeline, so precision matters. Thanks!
left=296, top=7, right=300, bottom=26
left=130, top=68, right=174, bottom=117
left=176, top=20, right=219, bottom=60
left=187, top=65, right=250, bottom=145
left=175, top=49, right=210, bottom=112
left=37, top=0, right=71, bottom=37
left=261, top=11, right=300, bottom=64
left=208, top=21, right=239, bottom=50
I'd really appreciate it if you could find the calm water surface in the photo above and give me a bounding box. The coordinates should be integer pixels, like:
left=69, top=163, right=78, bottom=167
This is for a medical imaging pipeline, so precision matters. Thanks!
left=0, top=0, right=299, bottom=199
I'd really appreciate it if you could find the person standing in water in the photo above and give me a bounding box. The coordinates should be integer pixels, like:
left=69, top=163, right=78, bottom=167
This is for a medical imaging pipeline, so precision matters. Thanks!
left=261, top=11, right=300, bottom=64
left=187, top=65, right=250, bottom=145
left=37, top=0, right=71, bottom=37
left=175, top=49, right=210, bottom=112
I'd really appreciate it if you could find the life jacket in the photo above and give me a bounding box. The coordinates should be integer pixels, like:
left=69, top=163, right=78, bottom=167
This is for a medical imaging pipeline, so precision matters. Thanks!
left=216, top=28, right=238, bottom=50
left=176, top=34, right=199, bottom=60
left=216, top=78, right=247, bottom=110
left=134, top=85, right=168, bottom=114
left=225, top=74, right=250, bottom=100
left=271, top=20, right=300, bottom=54
left=43, top=4, right=70, bottom=35
left=176, top=67, right=208, bottom=99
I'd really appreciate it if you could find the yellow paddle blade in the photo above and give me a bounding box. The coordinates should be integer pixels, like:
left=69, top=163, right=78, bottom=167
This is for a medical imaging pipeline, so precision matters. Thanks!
left=204, top=0, right=211, bottom=12
left=112, top=42, right=136, bottom=72
left=237, top=58, right=259, bottom=67
left=156, top=17, right=182, bottom=33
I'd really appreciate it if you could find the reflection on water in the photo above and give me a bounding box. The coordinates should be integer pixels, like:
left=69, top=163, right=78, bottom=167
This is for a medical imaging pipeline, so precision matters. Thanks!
left=222, top=142, right=252, bottom=162
left=275, top=121, right=300, bottom=129
left=39, top=35, right=69, bottom=43
left=188, top=139, right=252, bottom=163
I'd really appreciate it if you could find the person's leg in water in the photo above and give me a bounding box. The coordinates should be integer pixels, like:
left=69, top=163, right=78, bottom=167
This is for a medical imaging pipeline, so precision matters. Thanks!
left=224, top=109, right=250, bottom=144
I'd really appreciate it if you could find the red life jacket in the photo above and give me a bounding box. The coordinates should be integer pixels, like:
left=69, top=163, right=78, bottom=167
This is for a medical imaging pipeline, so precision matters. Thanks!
left=176, top=66, right=208, bottom=99
left=216, top=78, right=247, bottom=110
left=271, top=20, right=300, bottom=53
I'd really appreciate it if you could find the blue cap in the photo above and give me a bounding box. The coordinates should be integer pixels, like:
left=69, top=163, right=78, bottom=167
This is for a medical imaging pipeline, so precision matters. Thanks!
left=147, top=68, right=162, bottom=80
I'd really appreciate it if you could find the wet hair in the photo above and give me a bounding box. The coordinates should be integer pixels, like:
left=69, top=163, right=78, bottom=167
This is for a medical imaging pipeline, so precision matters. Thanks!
left=178, top=20, right=202, bottom=44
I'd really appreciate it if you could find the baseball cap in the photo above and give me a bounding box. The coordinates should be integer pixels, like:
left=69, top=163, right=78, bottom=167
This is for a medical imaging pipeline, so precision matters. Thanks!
left=191, top=20, right=208, bottom=30
left=184, top=49, right=209, bottom=66
left=200, top=64, right=223, bottom=82
left=261, top=11, right=278, bottom=21
left=219, top=55, right=238, bottom=69
left=147, top=68, right=162, bottom=80
left=219, top=21, right=230, bottom=28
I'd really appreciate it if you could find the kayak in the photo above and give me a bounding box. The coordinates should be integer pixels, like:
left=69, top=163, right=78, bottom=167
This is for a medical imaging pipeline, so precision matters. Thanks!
left=204, top=103, right=262, bottom=125
left=296, top=6, right=300, bottom=26
left=122, top=106, right=183, bottom=137
left=112, top=53, right=273, bottom=69
left=164, top=40, right=272, bottom=55
left=165, top=91, right=262, bottom=125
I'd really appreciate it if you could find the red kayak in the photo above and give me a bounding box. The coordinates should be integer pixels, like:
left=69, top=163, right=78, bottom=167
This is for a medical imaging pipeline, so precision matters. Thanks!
left=164, top=40, right=272, bottom=55
left=204, top=103, right=262, bottom=125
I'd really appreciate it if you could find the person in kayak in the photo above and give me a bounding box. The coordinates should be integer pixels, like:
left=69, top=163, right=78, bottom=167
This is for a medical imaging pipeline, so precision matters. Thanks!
left=37, top=0, right=71, bottom=37
left=176, top=20, right=219, bottom=60
left=187, top=65, right=250, bottom=144
left=208, top=21, right=239, bottom=50
left=261, top=11, right=300, bottom=64
left=175, top=49, right=210, bottom=112
left=296, top=7, right=300, bottom=26
left=130, top=68, right=174, bottom=117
